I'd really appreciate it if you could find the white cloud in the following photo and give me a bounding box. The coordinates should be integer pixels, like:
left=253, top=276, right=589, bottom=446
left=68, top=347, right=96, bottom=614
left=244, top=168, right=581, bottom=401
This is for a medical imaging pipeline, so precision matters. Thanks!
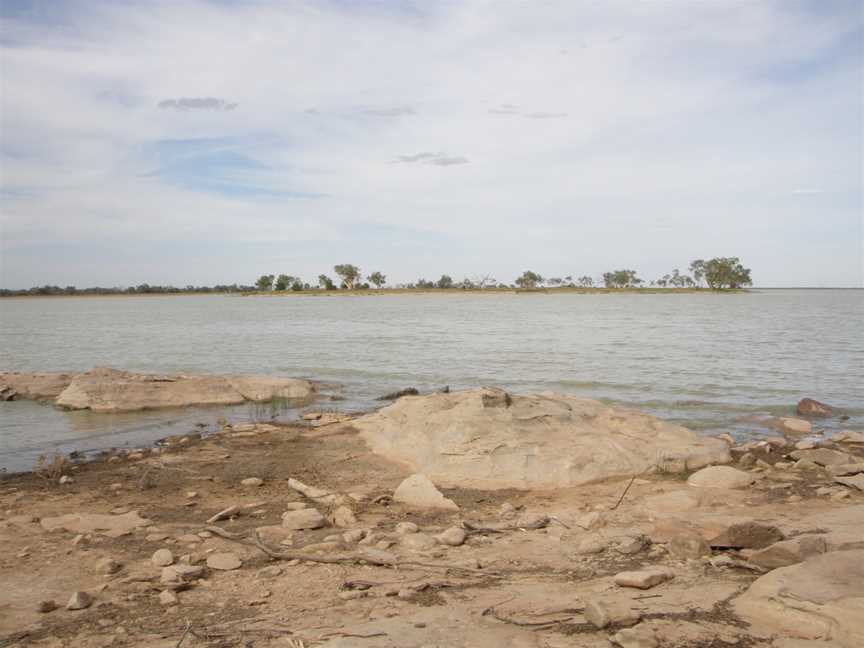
left=0, top=0, right=861, bottom=287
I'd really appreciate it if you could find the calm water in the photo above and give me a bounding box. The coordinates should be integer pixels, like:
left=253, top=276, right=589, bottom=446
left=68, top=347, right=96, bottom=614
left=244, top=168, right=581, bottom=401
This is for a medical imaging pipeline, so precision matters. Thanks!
left=1, top=290, right=862, bottom=472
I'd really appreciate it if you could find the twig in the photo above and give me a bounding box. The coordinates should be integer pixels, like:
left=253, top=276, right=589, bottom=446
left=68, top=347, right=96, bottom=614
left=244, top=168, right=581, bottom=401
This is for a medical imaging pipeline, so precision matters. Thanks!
left=611, top=476, right=636, bottom=510
left=175, top=620, right=191, bottom=648
left=463, top=516, right=552, bottom=535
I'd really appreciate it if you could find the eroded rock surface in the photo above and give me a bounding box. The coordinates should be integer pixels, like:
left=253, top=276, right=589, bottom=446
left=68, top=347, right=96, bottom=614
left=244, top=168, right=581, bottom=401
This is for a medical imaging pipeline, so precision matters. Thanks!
left=353, top=388, right=731, bottom=488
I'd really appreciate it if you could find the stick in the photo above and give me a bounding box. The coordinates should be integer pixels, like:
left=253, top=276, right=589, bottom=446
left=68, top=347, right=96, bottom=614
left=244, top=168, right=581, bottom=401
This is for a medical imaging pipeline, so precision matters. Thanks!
left=175, top=621, right=192, bottom=648
left=611, top=476, right=636, bottom=510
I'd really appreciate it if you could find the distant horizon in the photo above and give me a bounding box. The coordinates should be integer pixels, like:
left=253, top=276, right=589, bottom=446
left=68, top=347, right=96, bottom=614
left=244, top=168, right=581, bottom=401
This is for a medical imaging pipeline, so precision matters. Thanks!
left=1, top=1, right=862, bottom=288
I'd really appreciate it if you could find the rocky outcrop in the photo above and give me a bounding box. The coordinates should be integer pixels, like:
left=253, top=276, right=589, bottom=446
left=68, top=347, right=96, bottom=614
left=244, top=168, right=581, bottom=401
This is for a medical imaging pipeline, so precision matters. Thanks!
left=797, top=398, right=834, bottom=418
left=733, top=550, right=864, bottom=647
left=352, top=388, right=731, bottom=489
left=1, top=367, right=316, bottom=412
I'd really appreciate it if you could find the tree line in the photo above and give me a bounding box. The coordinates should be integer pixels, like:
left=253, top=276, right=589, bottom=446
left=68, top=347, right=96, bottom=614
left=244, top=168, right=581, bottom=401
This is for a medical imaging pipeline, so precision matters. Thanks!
left=1, top=258, right=752, bottom=296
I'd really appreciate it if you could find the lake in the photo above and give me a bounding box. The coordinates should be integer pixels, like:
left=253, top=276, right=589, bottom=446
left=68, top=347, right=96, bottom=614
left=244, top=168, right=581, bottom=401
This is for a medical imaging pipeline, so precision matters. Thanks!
left=1, top=289, right=862, bottom=473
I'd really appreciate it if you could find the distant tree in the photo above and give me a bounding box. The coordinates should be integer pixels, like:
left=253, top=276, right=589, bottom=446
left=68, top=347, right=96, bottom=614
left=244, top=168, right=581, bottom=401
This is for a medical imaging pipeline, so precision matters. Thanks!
left=515, top=270, right=544, bottom=289
left=334, top=264, right=361, bottom=290
left=547, top=277, right=563, bottom=287
left=367, top=271, right=386, bottom=289
left=564, top=275, right=574, bottom=287
left=290, top=279, right=304, bottom=291
left=577, top=276, right=594, bottom=288
left=472, top=274, right=496, bottom=289
left=602, top=270, right=642, bottom=288
left=436, top=275, right=454, bottom=289
left=274, top=274, right=295, bottom=291
left=701, top=257, right=752, bottom=289
left=318, top=274, right=336, bottom=290
left=689, top=259, right=706, bottom=287
left=255, top=274, right=275, bottom=291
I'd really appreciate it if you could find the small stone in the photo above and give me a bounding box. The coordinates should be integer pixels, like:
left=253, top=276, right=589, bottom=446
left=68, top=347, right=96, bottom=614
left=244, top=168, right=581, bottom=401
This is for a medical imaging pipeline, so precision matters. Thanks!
left=576, top=537, right=607, bottom=555
left=779, top=418, right=812, bottom=435
left=338, top=590, right=368, bottom=600
left=241, top=477, right=264, bottom=487
left=207, top=552, right=242, bottom=570
left=583, top=597, right=641, bottom=629
left=687, top=466, right=756, bottom=489
left=281, top=508, right=326, bottom=530
left=669, top=533, right=711, bottom=560
left=59, top=475, right=74, bottom=485
left=146, top=533, right=169, bottom=542
left=613, top=568, right=674, bottom=589
left=437, top=527, right=467, bottom=547
left=185, top=491, right=198, bottom=499
left=392, top=474, right=459, bottom=511
left=395, top=522, right=419, bottom=535
left=400, top=533, right=437, bottom=552
left=397, top=588, right=414, bottom=600
left=284, top=502, right=308, bottom=511
left=36, top=600, right=57, bottom=613
left=160, top=564, right=204, bottom=585
left=257, top=566, right=283, bottom=579
left=709, top=522, right=784, bottom=549
left=575, top=511, right=601, bottom=530
left=738, top=453, right=756, bottom=468
left=615, top=535, right=647, bottom=555
left=158, top=590, right=178, bottom=606
left=343, top=529, right=366, bottom=543
left=97, top=558, right=122, bottom=575
left=66, top=591, right=93, bottom=610
left=151, top=549, right=174, bottom=567
left=127, top=452, right=144, bottom=461
left=499, top=502, right=517, bottom=519
left=109, top=483, right=123, bottom=492
left=177, top=534, right=202, bottom=544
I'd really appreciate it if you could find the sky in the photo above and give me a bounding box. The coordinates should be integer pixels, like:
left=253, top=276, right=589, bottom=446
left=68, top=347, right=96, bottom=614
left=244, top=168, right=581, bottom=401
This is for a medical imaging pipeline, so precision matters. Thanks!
left=0, top=0, right=862, bottom=288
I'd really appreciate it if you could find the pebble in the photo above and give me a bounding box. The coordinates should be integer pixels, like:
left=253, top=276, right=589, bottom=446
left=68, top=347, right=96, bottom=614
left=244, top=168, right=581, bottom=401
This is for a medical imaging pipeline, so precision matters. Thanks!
left=583, top=597, right=640, bottom=629
left=281, top=508, right=326, bottom=530
left=395, top=522, right=419, bottom=535
left=97, top=558, right=122, bottom=575
left=146, top=533, right=169, bottom=542
left=331, top=505, right=358, bottom=527
left=36, top=600, right=57, bottom=613
left=59, top=476, right=74, bottom=485
left=66, top=591, right=93, bottom=610
left=284, top=502, right=308, bottom=511
left=613, top=568, right=674, bottom=589
left=207, top=552, right=242, bottom=570
left=109, top=483, right=123, bottom=492
left=158, top=590, right=178, bottom=606
left=343, top=529, right=367, bottom=543
left=437, top=527, right=467, bottom=547
left=151, top=549, right=175, bottom=567
left=241, top=478, right=264, bottom=487
left=257, top=566, right=283, bottom=579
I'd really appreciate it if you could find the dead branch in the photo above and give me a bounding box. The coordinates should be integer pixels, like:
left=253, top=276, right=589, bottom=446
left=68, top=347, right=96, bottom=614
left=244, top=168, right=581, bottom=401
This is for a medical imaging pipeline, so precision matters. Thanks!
left=463, top=515, right=554, bottom=535
left=611, top=475, right=636, bottom=510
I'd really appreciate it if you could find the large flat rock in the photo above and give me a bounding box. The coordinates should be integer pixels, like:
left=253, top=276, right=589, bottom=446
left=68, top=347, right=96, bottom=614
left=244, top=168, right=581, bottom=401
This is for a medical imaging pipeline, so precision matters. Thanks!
left=353, top=388, right=730, bottom=489
left=733, top=549, right=864, bottom=647
left=2, top=368, right=316, bottom=412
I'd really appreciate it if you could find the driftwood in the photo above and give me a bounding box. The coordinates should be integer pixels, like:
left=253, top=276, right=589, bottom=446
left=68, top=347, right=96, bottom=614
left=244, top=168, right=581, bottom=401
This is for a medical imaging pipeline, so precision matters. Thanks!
left=462, top=515, right=569, bottom=535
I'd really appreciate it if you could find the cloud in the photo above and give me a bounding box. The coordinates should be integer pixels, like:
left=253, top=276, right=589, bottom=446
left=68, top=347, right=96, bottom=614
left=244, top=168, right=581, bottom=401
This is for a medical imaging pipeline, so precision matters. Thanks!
left=524, top=111, right=568, bottom=119
left=488, top=104, right=519, bottom=115
left=158, top=97, right=238, bottom=111
left=393, top=152, right=469, bottom=166
left=791, top=188, right=826, bottom=194
left=361, top=107, right=415, bottom=117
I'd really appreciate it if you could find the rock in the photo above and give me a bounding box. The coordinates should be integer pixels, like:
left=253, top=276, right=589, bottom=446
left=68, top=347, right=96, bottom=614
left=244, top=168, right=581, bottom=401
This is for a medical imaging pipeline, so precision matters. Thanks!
left=207, top=505, right=241, bottom=523
left=615, top=535, right=648, bottom=555
left=709, top=522, right=784, bottom=549
left=779, top=418, right=812, bottom=435
left=158, top=590, right=178, bottom=606
left=160, top=564, right=205, bottom=585
left=0, top=371, right=74, bottom=401
left=257, top=566, right=283, bottom=579
left=36, top=600, right=57, bottom=613
left=331, top=505, right=357, bottom=527
left=576, top=537, right=607, bottom=555
left=583, top=597, right=641, bottom=629
left=40, top=511, right=150, bottom=537
left=343, top=529, right=367, bottom=543
left=66, top=591, right=93, bottom=610
left=59, top=475, right=74, bottom=485
left=828, top=463, right=864, bottom=476
left=575, top=511, right=602, bottom=530
left=499, top=502, right=517, bottom=519
left=395, top=522, right=419, bottom=535
left=400, top=533, right=437, bottom=552
left=376, top=387, right=419, bottom=401
left=834, top=430, right=864, bottom=444
left=437, top=527, right=467, bottom=546
left=613, top=568, right=674, bottom=589
left=739, top=452, right=756, bottom=468
left=797, top=398, right=834, bottom=418
left=206, top=552, right=242, bottom=570
left=281, top=508, right=327, bottom=530
left=612, top=624, right=659, bottom=648
left=284, top=502, right=308, bottom=511
left=790, top=448, right=855, bottom=467
left=835, top=474, right=864, bottom=490
left=353, top=388, right=730, bottom=489
left=96, top=558, right=122, bottom=575
left=748, top=536, right=828, bottom=570
left=687, top=466, right=756, bottom=489
left=146, top=533, right=169, bottom=542
left=669, top=533, right=712, bottom=559
left=241, top=478, right=264, bottom=487
left=733, top=549, right=864, bottom=646
left=151, top=549, right=174, bottom=567
left=393, top=474, right=459, bottom=510
left=51, top=368, right=316, bottom=412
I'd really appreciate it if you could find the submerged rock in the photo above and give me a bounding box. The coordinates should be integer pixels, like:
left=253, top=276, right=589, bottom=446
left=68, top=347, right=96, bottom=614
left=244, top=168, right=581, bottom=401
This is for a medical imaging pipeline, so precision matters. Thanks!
left=797, top=398, right=834, bottom=418
left=353, top=388, right=731, bottom=489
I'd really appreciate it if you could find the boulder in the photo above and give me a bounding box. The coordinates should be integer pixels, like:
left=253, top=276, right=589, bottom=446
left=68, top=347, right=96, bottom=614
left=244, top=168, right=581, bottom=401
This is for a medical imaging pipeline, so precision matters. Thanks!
left=687, top=466, right=756, bottom=489
left=733, top=550, right=864, bottom=647
left=709, top=522, right=784, bottom=549
left=790, top=449, right=855, bottom=467
left=49, top=367, right=315, bottom=412
left=779, top=418, right=813, bottom=435
left=835, top=475, right=864, bottom=491
left=281, top=508, right=327, bottom=530
left=584, top=597, right=641, bottom=629
left=206, top=552, right=242, bottom=570
left=393, top=474, right=459, bottom=510
left=612, top=625, right=658, bottom=648
left=353, top=388, right=730, bottom=489
left=797, top=398, right=834, bottom=418
left=437, top=527, right=467, bottom=546
left=828, top=463, right=864, bottom=477
left=833, top=431, right=864, bottom=444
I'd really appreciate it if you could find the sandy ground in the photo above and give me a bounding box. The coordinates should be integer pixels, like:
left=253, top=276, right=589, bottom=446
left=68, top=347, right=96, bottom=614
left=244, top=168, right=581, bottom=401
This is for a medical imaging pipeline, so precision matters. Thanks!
left=0, top=418, right=861, bottom=648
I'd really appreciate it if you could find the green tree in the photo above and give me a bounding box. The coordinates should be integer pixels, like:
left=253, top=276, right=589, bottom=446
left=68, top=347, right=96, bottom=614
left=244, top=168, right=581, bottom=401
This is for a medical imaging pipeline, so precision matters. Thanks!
left=274, top=274, right=295, bottom=291
left=515, top=270, right=544, bottom=289
left=255, top=274, right=275, bottom=291
left=318, top=274, right=336, bottom=290
left=577, top=276, right=594, bottom=288
left=689, top=260, right=706, bottom=287
left=701, top=257, right=752, bottom=289
left=334, top=264, right=361, bottom=290
left=436, top=275, right=454, bottom=289
left=367, top=271, right=386, bottom=288
left=602, top=270, right=642, bottom=288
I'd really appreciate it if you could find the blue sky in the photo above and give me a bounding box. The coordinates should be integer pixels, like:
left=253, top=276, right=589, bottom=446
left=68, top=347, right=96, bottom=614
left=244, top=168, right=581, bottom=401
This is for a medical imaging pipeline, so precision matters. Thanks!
left=1, top=0, right=861, bottom=288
